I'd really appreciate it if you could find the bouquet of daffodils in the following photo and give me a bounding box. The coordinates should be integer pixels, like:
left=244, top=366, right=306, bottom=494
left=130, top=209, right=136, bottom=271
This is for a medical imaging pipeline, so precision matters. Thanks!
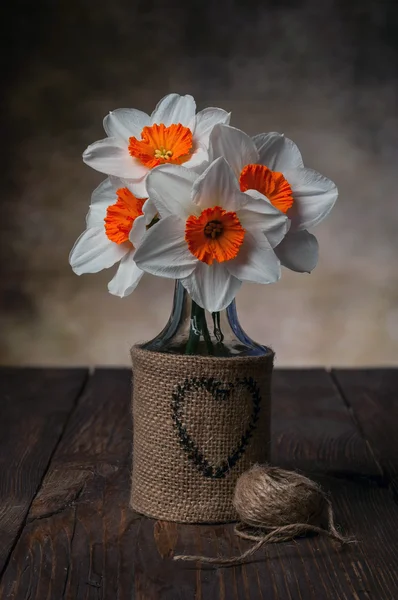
left=70, top=94, right=337, bottom=313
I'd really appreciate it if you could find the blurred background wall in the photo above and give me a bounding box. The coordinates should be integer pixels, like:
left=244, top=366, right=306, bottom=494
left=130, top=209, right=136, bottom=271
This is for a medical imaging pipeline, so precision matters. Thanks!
left=1, top=0, right=398, bottom=366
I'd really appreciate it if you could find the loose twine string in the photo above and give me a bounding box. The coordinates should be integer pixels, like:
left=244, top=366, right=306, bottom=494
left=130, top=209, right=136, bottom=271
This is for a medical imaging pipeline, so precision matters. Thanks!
left=174, top=465, right=355, bottom=565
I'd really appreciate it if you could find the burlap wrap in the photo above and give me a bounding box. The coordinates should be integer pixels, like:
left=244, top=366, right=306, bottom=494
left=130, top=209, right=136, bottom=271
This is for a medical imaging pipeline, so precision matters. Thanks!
left=130, top=345, right=274, bottom=523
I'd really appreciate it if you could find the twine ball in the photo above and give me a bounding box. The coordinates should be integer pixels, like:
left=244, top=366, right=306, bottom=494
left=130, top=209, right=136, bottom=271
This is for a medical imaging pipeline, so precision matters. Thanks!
left=233, top=464, right=327, bottom=532
left=175, top=464, right=349, bottom=563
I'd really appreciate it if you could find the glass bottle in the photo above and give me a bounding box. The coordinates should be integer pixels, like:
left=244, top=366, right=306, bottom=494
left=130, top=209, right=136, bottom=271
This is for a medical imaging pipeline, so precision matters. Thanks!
left=142, top=281, right=268, bottom=357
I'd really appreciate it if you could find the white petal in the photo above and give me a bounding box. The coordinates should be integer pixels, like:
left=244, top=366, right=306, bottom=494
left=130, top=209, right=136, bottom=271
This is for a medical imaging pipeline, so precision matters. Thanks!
left=188, top=157, right=211, bottom=176
left=238, top=190, right=289, bottom=248
left=181, top=261, right=242, bottom=312
left=126, top=176, right=148, bottom=198
left=184, top=146, right=209, bottom=171
left=103, top=109, right=150, bottom=143
left=69, top=227, right=128, bottom=275
left=109, top=175, right=127, bottom=189
left=133, top=216, right=198, bottom=279
left=108, top=251, right=144, bottom=297
left=129, top=214, right=147, bottom=248
left=86, top=178, right=115, bottom=228
left=284, top=168, right=338, bottom=231
left=226, top=230, right=281, bottom=284
left=112, top=174, right=147, bottom=197
left=274, top=230, right=319, bottom=273
left=83, top=138, right=148, bottom=179
left=192, top=157, right=246, bottom=212
left=194, top=108, right=231, bottom=146
left=209, top=124, right=259, bottom=178
left=127, top=176, right=150, bottom=198
left=253, top=133, right=304, bottom=172
left=151, top=94, right=196, bottom=128
left=139, top=198, right=158, bottom=225
left=146, top=165, right=198, bottom=219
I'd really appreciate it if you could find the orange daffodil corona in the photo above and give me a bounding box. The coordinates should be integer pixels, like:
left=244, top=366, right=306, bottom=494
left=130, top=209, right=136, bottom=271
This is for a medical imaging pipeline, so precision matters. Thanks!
left=209, top=124, right=338, bottom=273
left=69, top=177, right=147, bottom=297
left=82, top=93, right=230, bottom=198
left=133, top=158, right=289, bottom=312
left=70, top=94, right=338, bottom=308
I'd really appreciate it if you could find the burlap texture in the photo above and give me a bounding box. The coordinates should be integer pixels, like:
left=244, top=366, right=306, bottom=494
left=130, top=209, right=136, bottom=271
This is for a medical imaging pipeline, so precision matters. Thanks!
left=130, top=345, right=274, bottom=523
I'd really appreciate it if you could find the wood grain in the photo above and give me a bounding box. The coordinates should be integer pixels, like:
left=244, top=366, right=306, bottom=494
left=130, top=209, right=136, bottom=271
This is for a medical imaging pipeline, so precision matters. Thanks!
left=1, top=368, right=398, bottom=599
left=0, top=369, right=137, bottom=600
left=272, top=369, right=382, bottom=478
left=332, top=369, right=398, bottom=499
left=0, top=368, right=87, bottom=576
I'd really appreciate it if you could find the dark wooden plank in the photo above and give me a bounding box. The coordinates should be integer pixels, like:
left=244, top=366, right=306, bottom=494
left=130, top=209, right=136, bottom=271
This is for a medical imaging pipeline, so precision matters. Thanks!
left=271, top=369, right=382, bottom=478
left=0, top=368, right=87, bottom=576
left=2, top=368, right=398, bottom=599
left=0, top=369, right=137, bottom=600
left=332, top=369, right=398, bottom=498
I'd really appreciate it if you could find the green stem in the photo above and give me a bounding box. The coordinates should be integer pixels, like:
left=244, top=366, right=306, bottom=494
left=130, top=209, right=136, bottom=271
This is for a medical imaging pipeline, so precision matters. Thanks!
left=185, top=301, right=201, bottom=355
left=185, top=301, right=214, bottom=355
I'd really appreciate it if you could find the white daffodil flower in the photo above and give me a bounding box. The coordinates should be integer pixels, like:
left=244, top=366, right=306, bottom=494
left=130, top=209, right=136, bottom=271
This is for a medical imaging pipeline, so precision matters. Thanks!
left=209, top=124, right=338, bottom=273
left=82, top=94, right=230, bottom=197
left=69, top=177, right=148, bottom=297
left=133, top=157, right=289, bottom=312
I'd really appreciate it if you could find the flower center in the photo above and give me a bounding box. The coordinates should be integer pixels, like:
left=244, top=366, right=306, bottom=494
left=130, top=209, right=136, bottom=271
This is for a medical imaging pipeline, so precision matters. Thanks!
left=154, top=148, right=173, bottom=160
left=128, top=123, right=193, bottom=169
left=204, top=220, right=223, bottom=239
left=239, top=164, right=294, bottom=213
left=185, top=206, right=245, bottom=265
left=104, top=187, right=146, bottom=245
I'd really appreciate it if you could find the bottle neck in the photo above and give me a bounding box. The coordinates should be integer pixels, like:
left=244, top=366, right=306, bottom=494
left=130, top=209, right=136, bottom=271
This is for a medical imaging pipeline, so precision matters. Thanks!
left=143, top=281, right=267, bottom=357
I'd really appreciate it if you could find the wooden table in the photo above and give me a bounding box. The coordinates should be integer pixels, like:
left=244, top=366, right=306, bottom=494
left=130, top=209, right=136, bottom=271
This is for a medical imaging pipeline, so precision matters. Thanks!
left=0, top=368, right=397, bottom=599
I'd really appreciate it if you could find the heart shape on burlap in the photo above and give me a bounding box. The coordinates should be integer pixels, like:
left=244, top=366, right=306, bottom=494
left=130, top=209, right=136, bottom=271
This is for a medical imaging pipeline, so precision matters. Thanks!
left=171, top=376, right=262, bottom=479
